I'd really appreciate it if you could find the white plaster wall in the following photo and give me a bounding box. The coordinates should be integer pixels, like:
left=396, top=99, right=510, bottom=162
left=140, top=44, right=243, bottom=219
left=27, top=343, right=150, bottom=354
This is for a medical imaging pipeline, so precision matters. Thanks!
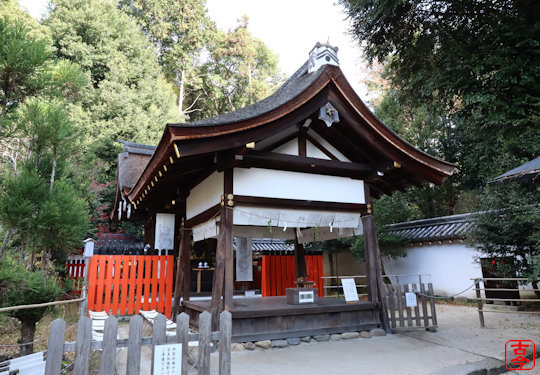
left=306, top=140, right=331, bottom=160
left=233, top=168, right=365, bottom=204
left=382, top=243, right=483, bottom=298
left=272, top=139, right=298, bottom=155
left=186, top=172, right=223, bottom=219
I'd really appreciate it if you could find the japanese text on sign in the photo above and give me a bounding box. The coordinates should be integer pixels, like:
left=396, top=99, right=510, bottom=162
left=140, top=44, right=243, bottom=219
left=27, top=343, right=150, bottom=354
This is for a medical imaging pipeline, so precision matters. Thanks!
left=153, top=343, right=183, bottom=375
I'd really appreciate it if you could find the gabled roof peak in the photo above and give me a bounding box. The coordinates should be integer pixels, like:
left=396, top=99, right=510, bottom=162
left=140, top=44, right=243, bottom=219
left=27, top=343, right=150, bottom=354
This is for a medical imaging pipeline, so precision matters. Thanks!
left=308, top=42, right=339, bottom=73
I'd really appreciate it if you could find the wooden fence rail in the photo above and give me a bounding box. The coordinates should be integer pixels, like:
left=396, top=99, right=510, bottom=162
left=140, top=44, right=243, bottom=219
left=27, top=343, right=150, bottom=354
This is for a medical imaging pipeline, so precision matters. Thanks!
left=472, top=277, right=540, bottom=328
left=44, top=311, right=232, bottom=375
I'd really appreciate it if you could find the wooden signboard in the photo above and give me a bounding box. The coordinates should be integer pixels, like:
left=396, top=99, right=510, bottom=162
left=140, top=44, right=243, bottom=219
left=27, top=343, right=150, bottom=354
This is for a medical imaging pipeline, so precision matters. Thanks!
left=153, top=343, right=182, bottom=375
left=341, top=278, right=359, bottom=304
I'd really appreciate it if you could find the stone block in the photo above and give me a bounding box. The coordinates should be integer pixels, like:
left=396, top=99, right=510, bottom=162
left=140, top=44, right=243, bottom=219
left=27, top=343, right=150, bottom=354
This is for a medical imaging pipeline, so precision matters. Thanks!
left=287, top=337, right=301, bottom=346
left=231, top=343, right=245, bottom=352
left=370, top=328, right=386, bottom=337
left=313, top=334, right=330, bottom=342
left=255, top=340, right=271, bottom=349
left=360, top=331, right=372, bottom=338
left=341, top=332, right=360, bottom=340
left=271, top=339, right=289, bottom=348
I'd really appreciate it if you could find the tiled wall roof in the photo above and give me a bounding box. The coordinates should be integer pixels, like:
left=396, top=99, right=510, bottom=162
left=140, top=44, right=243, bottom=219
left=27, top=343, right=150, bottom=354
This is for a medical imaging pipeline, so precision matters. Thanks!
left=384, top=213, right=474, bottom=243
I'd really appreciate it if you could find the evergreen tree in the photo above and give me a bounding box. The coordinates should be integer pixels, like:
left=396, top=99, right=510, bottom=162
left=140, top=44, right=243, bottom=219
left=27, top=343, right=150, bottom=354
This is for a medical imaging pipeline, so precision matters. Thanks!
left=0, top=2, right=92, bottom=354
left=119, top=0, right=216, bottom=120
left=467, top=183, right=540, bottom=293
left=45, top=0, right=177, bottom=150
left=0, top=258, right=64, bottom=355
left=340, top=0, right=540, bottom=188
left=195, top=16, right=283, bottom=120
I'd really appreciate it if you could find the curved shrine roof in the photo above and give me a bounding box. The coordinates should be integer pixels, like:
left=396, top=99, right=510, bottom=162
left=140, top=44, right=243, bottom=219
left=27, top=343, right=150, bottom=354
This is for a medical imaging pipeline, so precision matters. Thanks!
left=113, top=44, right=456, bottom=217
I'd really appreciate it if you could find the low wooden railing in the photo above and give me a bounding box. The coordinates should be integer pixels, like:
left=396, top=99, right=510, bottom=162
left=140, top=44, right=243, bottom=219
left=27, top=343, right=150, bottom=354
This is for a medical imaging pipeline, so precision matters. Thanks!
left=44, top=311, right=231, bottom=375
left=472, top=277, right=540, bottom=328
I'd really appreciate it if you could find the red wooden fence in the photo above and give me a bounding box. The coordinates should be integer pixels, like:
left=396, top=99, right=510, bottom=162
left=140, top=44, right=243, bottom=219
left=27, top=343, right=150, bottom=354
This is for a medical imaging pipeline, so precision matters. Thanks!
left=87, top=255, right=174, bottom=318
left=65, top=257, right=86, bottom=292
left=261, top=255, right=324, bottom=297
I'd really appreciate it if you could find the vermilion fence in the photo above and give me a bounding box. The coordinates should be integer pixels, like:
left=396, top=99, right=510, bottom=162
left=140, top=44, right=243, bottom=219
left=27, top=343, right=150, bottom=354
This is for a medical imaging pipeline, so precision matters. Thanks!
left=65, top=256, right=86, bottom=292
left=261, top=255, right=324, bottom=297
left=87, top=255, right=174, bottom=318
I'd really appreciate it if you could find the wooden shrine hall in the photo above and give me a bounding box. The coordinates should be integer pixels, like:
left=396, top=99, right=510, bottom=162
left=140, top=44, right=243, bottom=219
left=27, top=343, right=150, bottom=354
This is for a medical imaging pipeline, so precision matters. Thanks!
left=111, top=42, right=455, bottom=341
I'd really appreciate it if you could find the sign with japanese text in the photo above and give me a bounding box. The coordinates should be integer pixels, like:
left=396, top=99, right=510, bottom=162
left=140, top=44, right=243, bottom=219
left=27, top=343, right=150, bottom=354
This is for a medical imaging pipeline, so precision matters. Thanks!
left=341, top=278, right=359, bottom=303
left=153, top=343, right=182, bottom=375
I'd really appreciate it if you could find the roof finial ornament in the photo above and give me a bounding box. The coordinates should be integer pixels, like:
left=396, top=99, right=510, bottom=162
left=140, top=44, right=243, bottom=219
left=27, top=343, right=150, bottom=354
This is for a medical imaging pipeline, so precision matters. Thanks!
left=307, top=41, right=339, bottom=73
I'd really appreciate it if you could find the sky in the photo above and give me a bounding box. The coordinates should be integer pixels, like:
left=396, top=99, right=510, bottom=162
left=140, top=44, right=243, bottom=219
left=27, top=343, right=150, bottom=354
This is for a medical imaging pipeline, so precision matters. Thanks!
left=17, top=0, right=373, bottom=99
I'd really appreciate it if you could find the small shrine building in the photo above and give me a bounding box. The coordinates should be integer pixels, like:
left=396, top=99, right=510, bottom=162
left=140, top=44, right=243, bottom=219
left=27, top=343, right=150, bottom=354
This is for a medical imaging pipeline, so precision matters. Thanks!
left=112, top=43, right=455, bottom=340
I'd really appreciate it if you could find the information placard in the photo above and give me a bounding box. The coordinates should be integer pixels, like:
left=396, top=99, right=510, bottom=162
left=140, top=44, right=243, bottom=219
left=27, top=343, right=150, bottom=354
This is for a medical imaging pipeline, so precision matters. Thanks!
left=405, top=292, right=418, bottom=307
left=153, top=343, right=182, bottom=375
left=341, top=278, right=359, bottom=303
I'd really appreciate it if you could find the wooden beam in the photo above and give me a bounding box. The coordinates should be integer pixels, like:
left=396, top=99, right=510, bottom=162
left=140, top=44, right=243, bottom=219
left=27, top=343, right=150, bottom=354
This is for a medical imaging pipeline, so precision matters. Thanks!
left=298, top=130, right=307, bottom=157
left=304, top=132, right=339, bottom=161
left=184, top=204, right=221, bottom=229
left=260, top=129, right=300, bottom=153
left=234, top=195, right=368, bottom=213
left=237, top=151, right=376, bottom=179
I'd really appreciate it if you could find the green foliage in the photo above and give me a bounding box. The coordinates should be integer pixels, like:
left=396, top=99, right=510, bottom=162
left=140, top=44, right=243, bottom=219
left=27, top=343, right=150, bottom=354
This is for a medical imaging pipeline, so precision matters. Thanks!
left=0, top=164, right=91, bottom=259
left=45, top=0, right=177, bottom=147
left=0, top=257, right=64, bottom=323
left=196, top=16, right=284, bottom=119
left=19, top=97, right=72, bottom=162
left=119, top=0, right=215, bottom=120
left=0, top=8, right=51, bottom=125
left=467, top=183, right=540, bottom=282
left=340, top=0, right=540, bottom=189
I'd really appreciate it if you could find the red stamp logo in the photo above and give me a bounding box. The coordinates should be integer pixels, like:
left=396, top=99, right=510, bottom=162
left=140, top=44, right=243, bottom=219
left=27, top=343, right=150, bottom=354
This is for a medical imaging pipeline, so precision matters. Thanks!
left=505, top=340, right=535, bottom=370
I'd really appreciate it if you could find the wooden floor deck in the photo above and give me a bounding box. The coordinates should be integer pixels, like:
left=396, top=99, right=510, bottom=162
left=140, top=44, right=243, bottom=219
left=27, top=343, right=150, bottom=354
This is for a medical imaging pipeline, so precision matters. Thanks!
left=183, top=297, right=381, bottom=342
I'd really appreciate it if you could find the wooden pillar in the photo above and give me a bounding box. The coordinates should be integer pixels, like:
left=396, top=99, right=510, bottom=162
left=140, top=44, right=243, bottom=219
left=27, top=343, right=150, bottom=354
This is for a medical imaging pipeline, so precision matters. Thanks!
left=211, top=168, right=234, bottom=330
left=172, top=224, right=191, bottom=319
left=294, top=233, right=307, bottom=280
left=223, top=169, right=234, bottom=312
left=361, top=214, right=391, bottom=333
left=211, top=205, right=227, bottom=330
left=143, top=212, right=156, bottom=248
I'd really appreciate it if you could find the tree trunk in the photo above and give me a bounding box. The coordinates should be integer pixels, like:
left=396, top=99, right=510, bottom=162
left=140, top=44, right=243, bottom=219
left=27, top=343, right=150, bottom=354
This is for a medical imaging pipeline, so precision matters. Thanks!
left=178, top=69, right=185, bottom=120
left=49, top=146, right=56, bottom=194
left=0, top=229, right=13, bottom=262
left=20, top=318, right=38, bottom=356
